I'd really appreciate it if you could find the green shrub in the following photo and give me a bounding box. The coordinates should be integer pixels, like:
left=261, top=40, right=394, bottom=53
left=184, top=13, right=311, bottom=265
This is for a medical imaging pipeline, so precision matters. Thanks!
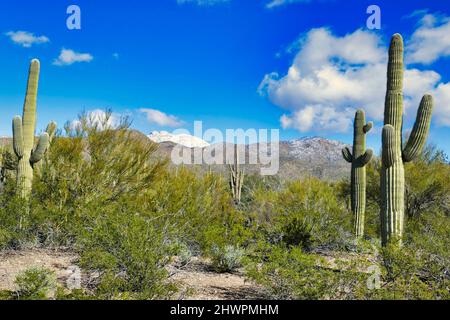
left=358, top=241, right=449, bottom=300
left=252, top=178, right=352, bottom=250
left=210, top=245, right=245, bottom=273
left=14, top=267, right=56, bottom=300
left=246, top=244, right=365, bottom=300
left=0, top=188, right=30, bottom=249
left=78, top=211, right=177, bottom=300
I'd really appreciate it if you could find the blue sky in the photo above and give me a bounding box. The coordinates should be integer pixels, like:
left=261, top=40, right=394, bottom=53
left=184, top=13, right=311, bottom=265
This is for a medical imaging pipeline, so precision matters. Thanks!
left=0, top=0, right=449, bottom=155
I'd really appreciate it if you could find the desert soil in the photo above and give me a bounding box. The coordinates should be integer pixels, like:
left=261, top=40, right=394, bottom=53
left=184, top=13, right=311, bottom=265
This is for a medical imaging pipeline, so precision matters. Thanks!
left=0, top=249, right=266, bottom=300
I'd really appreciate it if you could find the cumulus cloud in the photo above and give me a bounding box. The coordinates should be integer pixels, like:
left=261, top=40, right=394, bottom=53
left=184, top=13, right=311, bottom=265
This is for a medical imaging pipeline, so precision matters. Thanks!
left=406, top=12, right=450, bottom=64
left=177, top=0, right=229, bottom=6
left=5, top=31, right=49, bottom=48
left=139, top=108, right=184, bottom=127
left=433, top=82, right=450, bottom=126
left=259, top=26, right=450, bottom=132
left=53, top=49, right=93, bottom=66
left=265, top=0, right=310, bottom=9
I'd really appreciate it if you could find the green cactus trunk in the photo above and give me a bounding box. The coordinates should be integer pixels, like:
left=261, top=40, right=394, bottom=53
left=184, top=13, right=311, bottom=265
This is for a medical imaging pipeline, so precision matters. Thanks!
left=230, top=144, right=244, bottom=204
left=342, top=110, right=373, bottom=238
left=13, top=59, right=51, bottom=199
left=381, top=34, right=433, bottom=246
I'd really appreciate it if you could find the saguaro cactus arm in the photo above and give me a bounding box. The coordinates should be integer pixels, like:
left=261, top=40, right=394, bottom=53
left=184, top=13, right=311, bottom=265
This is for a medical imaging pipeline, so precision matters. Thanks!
left=342, top=147, right=353, bottom=163
left=30, top=133, right=50, bottom=165
left=13, top=116, right=24, bottom=158
left=402, top=95, right=433, bottom=162
left=363, top=122, right=373, bottom=134
left=358, top=149, right=373, bottom=166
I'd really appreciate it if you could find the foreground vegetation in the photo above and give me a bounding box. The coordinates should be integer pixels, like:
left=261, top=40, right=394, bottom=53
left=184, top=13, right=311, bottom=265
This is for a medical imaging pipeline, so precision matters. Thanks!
left=0, top=112, right=448, bottom=300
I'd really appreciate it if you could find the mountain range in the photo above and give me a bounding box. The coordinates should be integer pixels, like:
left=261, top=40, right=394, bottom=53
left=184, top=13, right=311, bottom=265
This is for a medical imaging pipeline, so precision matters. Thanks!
left=149, top=131, right=351, bottom=181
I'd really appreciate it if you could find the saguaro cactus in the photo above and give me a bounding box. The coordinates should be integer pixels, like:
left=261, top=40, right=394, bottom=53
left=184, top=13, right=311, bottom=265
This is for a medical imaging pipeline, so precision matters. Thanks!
left=381, top=34, right=433, bottom=246
left=34, top=121, right=58, bottom=174
left=342, top=109, right=373, bottom=238
left=13, top=59, right=50, bottom=198
left=230, top=144, right=244, bottom=204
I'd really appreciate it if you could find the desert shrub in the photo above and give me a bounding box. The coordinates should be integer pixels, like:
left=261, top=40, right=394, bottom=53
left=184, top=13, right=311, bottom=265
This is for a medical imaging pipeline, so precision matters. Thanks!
left=404, top=151, right=449, bottom=219
left=239, top=174, right=283, bottom=208
left=246, top=244, right=366, bottom=300
left=78, top=212, right=177, bottom=300
left=358, top=241, right=449, bottom=300
left=174, top=241, right=193, bottom=267
left=149, top=168, right=255, bottom=254
left=252, top=178, right=352, bottom=250
left=210, top=244, right=245, bottom=273
left=13, top=267, right=56, bottom=300
left=0, top=186, right=30, bottom=249
left=29, top=113, right=167, bottom=246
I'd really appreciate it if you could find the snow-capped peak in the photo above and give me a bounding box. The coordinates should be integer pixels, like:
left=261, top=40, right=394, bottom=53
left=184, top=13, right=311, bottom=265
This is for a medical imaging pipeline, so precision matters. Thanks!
left=148, top=131, right=210, bottom=148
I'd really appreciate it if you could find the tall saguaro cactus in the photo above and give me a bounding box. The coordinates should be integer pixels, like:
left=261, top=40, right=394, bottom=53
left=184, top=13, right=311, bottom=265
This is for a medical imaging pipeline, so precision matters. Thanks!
left=342, top=110, right=373, bottom=238
left=230, top=144, right=244, bottom=204
left=381, top=34, right=433, bottom=246
left=13, top=59, right=50, bottom=198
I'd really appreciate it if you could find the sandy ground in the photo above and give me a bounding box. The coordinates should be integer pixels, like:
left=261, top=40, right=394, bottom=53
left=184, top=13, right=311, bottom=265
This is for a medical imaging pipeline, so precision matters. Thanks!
left=0, top=248, right=79, bottom=292
left=0, top=249, right=266, bottom=300
left=169, top=257, right=266, bottom=300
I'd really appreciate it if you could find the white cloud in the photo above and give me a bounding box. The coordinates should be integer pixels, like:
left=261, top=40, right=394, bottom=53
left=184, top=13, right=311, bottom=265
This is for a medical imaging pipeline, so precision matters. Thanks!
left=5, top=31, right=49, bottom=48
left=265, top=0, right=310, bottom=9
left=280, top=105, right=354, bottom=132
left=139, top=108, right=184, bottom=127
left=259, top=26, right=450, bottom=132
left=433, top=83, right=450, bottom=126
left=53, top=49, right=93, bottom=66
left=177, top=0, right=229, bottom=6
left=406, top=13, right=450, bottom=64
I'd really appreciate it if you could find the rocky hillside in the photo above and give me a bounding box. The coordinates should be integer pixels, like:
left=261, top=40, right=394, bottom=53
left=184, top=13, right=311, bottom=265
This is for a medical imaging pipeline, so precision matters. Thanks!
left=153, top=135, right=351, bottom=181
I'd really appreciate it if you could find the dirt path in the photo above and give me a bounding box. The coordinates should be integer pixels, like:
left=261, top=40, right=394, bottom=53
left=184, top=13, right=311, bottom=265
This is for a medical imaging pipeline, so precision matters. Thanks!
left=0, top=249, right=266, bottom=300
left=169, top=257, right=267, bottom=300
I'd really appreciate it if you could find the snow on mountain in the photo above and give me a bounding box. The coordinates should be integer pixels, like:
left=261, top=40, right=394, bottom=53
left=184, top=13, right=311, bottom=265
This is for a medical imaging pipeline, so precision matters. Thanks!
left=287, top=137, right=349, bottom=162
left=148, top=131, right=210, bottom=148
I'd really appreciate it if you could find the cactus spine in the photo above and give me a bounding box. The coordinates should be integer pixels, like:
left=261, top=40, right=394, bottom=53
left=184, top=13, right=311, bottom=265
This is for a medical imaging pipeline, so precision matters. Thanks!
left=381, top=34, right=433, bottom=246
left=342, top=109, right=373, bottom=238
left=13, top=59, right=50, bottom=198
left=230, top=144, right=244, bottom=204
